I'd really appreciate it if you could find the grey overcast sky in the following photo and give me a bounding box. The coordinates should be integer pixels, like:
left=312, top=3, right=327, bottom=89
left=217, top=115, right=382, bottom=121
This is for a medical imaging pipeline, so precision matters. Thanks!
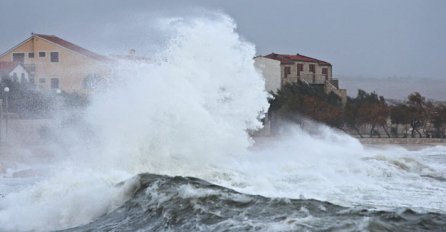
left=1, top=0, right=445, bottom=81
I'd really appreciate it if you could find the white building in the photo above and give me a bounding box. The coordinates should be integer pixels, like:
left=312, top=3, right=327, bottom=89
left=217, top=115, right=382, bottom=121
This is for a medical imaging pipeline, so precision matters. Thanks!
left=0, top=61, right=31, bottom=83
left=255, top=53, right=346, bottom=103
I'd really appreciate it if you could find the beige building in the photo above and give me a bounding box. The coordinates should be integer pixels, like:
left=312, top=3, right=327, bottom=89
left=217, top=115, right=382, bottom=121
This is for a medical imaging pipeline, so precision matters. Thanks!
left=0, top=33, right=111, bottom=94
left=255, top=53, right=347, bottom=104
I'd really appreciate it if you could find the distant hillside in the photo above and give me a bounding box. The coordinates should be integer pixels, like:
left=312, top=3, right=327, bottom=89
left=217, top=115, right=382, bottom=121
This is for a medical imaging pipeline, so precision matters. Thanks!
left=339, top=76, right=446, bottom=101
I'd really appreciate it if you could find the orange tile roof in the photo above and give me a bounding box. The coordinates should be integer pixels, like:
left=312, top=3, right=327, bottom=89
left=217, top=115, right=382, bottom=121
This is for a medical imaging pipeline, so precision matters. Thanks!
left=264, top=53, right=331, bottom=66
left=34, top=34, right=110, bottom=62
left=0, top=61, right=19, bottom=74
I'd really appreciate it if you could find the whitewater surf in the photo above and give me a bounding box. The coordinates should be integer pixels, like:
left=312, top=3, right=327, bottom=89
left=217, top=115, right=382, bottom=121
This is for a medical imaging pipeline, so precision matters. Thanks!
left=0, top=13, right=445, bottom=232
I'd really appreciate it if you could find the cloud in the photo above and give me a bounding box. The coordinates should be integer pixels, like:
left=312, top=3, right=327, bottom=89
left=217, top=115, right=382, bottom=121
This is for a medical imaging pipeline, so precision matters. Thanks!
left=1, top=0, right=445, bottom=79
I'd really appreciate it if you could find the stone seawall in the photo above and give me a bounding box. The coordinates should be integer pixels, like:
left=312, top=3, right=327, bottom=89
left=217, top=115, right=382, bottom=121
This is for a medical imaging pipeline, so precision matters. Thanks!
left=359, top=137, right=446, bottom=145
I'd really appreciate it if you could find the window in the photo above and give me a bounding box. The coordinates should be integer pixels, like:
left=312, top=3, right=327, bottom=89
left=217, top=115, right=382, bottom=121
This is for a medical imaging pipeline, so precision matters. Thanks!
left=309, top=64, right=315, bottom=73
left=297, top=64, right=303, bottom=76
left=50, top=52, right=59, bottom=62
left=322, top=68, right=328, bottom=75
left=28, top=52, right=35, bottom=58
left=39, top=78, right=46, bottom=83
left=21, top=73, right=26, bottom=82
left=12, top=53, right=25, bottom=63
left=322, top=68, right=328, bottom=81
left=284, top=67, right=291, bottom=78
left=50, top=78, right=59, bottom=89
left=39, top=52, right=46, bottom=57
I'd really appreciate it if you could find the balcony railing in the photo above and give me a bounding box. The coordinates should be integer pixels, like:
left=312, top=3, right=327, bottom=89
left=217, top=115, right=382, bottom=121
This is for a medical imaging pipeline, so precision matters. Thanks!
left=299, top=73, right=328, bottom=84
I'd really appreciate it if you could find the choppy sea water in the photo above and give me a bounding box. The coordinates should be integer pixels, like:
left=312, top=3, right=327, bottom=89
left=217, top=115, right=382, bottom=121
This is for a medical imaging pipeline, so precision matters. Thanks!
left=62, top=173, right=446, bottom=232
left=2, top=142, right=446, bottom=232
left=0, top=13, right=445, bottom=232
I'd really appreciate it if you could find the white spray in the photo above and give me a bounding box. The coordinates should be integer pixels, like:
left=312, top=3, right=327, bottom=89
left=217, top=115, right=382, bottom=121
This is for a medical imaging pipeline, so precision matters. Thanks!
left=0, top=13, right=445, bottom=232
left=0, top=14, right=269, bottom=231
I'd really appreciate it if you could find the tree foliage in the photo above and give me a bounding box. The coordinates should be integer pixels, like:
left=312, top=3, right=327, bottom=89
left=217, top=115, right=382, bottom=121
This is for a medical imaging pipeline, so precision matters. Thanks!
left=0, top=78, right=90, bottom=118
left=268, top=82, right=446, bottom=138
left=431, top=105, right=446, bottom=138
left=389, top=92, right=445, bottom=138
left=269, top=81, right=343, bottom=128
left=344, top=90, right=389, bottom=137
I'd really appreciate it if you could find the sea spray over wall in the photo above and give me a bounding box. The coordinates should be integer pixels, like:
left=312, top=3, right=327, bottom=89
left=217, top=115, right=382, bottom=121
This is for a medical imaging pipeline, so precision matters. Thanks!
left=0, top=14, right=269, bottom=231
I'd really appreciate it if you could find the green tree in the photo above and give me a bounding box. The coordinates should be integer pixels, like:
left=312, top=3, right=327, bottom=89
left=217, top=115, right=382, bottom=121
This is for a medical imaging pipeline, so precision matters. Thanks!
left=269, top=81, right=344, bottom=128
left=0, top=78, right=54, bottom=117
left=390, top=104, right=411, bottom=137
left=0, top=77, right=90, bottom=118
left=406, top=92, right=428, bottom=137
left=345, top=90, right=389, bottom=137
left=431, top=104, right=446, bottom=138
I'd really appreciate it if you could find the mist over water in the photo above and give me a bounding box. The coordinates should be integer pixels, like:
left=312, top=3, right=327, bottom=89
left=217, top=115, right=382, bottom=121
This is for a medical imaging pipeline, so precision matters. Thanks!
left=244, top=125, right=446, bottom=211
left=0, top=13, right=445, bottom=231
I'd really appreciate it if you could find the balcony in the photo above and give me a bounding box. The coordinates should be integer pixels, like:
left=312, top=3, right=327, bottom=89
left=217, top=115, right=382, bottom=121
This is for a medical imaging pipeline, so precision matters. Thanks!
left=299, top=73, right=329, bottom=84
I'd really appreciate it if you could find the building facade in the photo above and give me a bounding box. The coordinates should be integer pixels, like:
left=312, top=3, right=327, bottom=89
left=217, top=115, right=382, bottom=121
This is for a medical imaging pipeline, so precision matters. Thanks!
left=0, top=33, right=111, bottom=93
left=255, top=53, right=347, bottom=104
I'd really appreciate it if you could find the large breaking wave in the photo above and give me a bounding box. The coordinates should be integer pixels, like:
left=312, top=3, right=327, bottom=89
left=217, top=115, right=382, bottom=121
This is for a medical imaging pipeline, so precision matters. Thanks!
left=63, top=173, right=446, bottom=232
left=0, top=13, right=446, bottom=231
left=0, top=14, right=269, bottom=231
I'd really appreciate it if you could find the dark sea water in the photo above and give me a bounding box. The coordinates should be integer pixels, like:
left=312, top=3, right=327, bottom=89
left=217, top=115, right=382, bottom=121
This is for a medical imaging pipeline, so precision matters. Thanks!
left=63, top=173, right=446, bottom=232
left=1, top=14, right=445, bottom=232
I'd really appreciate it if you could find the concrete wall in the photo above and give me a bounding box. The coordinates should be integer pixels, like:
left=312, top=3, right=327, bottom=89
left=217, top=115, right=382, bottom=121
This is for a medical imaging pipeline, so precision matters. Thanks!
left=0, top=36, right=110, bottom=94
left=254, top=56, right=281, bottom=93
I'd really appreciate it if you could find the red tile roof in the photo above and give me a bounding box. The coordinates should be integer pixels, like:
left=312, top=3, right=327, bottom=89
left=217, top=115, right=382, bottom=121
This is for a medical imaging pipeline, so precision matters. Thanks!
left=0, top=61, right=19, bottom=75
left=34, top=34, right=110, bottom=62
left=263, top=53, right=331, bottom=66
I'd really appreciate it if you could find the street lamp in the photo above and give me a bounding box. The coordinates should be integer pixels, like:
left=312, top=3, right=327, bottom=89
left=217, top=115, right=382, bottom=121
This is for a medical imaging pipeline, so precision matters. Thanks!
left=3, top=87, right=9, bottom=141
left=55, top=88, right=62, bottom=111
